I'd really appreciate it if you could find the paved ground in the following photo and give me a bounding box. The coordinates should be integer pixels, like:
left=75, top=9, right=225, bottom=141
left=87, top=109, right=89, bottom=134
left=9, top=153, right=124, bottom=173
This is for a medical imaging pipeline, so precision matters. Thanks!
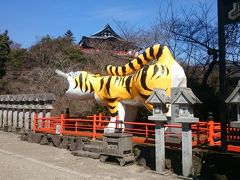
left=0, top=131, right=179, bottom=180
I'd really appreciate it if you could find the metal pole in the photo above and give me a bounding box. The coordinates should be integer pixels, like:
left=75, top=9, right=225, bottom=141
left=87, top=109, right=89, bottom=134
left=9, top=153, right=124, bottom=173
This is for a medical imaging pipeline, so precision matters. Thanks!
left=218, top=0, right=227, bottom=152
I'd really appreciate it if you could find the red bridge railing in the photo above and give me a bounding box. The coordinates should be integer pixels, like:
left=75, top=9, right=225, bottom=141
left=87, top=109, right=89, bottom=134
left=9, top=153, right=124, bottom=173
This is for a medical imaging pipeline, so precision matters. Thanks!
left=32, top=113, right=240, bottom=152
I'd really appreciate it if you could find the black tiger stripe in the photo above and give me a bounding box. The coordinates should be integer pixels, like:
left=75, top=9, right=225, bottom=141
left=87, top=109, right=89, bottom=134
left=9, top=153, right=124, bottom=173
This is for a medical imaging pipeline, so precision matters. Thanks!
left=151, top=65, right=159, bottom=79
left=99, top=78, right=104, bottom=91
left=129, top=62, right=136, bottom=71
left=143, top=51, right=151, bottom=62
left=108, top=105, right=116, bottom=110
left=85, top=74, right=88, bottom=92
left=115, top=67, right=119, bottom=76
left=115, top=76, right=119, bottom=83
left=105, top=97, right=118, bottom=102
left=121, top=77, right=125, bottom=86
left=140, top=66, right=152, bottom=91
left=122, top=66, right=126, bottom=75
left=138, top=92, right=150, bottom=100
left=110, top=111, right=118, bottom=117
left=106, top=76, right=112, bottom=96
left=135, top=70, right=141, bottom=80
left=156, top=45, right=163, bottom=59
left=136, top=57, right=144, bottom=68
left=89, top=82, right=94, bottom=93
left=125, top=76, right=132, bottom=95
left=85, top=84, right=88, bottom=92
left=74, top=79, right=78, bottom=89
left=79, top=73, right=83, bottom=91
left=166, top=66, right=169, bottom=76
left=149, top=46, right=154, bottom=58
left=118, top=77, right=122, bottom=86
left=161, top=65, right=165, bottom=75
left=109, top=66, right=114, bottom=75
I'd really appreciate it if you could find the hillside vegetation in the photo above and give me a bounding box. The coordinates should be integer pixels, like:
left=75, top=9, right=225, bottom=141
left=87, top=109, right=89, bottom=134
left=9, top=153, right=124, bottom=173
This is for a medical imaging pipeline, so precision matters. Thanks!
left=0, top=31, right=130, bottom=116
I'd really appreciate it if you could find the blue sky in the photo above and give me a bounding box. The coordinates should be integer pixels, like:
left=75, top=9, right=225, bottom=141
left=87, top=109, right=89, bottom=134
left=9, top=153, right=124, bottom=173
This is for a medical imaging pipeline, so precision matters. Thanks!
left=0, top=0, right=217, bottom=48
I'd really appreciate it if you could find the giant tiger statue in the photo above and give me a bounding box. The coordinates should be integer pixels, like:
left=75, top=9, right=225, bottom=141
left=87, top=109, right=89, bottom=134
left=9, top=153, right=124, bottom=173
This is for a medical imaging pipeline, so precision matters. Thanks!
left=56, top=44, right=187, bottom=130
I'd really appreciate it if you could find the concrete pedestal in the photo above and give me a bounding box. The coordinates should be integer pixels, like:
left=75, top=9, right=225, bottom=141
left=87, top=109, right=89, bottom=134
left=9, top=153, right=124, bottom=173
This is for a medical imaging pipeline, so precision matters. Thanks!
left=101, top=133, right=134, bottom=166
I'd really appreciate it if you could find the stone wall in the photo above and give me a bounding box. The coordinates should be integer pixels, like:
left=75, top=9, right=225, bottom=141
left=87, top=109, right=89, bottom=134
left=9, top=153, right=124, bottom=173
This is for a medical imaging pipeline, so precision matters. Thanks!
left=0, top=93, right=55, bottom=132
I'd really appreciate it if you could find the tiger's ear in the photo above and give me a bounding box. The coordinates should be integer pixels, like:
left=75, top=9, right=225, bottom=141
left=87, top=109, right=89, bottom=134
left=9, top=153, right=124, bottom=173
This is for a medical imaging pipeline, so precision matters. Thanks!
left=95, top=73, right=101, bottom=77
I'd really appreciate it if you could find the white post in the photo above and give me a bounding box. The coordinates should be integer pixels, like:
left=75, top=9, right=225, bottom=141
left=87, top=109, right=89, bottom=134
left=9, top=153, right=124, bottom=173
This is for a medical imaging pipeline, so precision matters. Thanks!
left=38, top=110, right=43, bottom=128
left=12, top=109, right=18, bottom=130
left=18, top=110, right=24, bottom=129
left=7, top=109, right=13, bottom=128
left=0, top=108, right=3, bottom=127
left=3, top=109, right=8, bottom=127
left=24, top=110, right=30, bottom=131
left=30, top=110, right=36, bottom=130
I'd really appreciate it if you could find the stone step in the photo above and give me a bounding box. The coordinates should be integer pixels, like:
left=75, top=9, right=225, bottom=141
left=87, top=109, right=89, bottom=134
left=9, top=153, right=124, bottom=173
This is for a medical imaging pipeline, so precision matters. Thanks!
left=88, top=139, right=103, bottom=146
left=71, top=150, right=100, bottom=159
left=83, top=143, right=103, bottom=153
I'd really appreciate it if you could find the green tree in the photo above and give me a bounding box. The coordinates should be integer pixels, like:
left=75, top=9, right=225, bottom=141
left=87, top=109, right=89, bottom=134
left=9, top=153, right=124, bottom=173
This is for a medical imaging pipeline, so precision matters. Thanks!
left=64, top=30, right=74, bottom=43
left=0, top=30, right=11, bottom=78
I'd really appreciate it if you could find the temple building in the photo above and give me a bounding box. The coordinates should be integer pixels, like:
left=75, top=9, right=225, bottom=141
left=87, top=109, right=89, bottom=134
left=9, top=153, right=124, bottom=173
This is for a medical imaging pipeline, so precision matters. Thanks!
left=79, top=24, right=138, bottom=56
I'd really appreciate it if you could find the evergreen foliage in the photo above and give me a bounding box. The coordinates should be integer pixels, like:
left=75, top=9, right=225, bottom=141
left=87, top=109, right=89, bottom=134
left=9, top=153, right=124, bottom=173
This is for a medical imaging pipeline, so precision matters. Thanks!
left=0, top=30, right=11, bottom=78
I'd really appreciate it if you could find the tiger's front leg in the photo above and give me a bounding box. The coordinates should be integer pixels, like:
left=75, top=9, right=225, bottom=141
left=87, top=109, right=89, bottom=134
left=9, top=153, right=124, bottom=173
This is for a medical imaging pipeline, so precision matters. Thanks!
left=105, top=102, right=126, bottom=133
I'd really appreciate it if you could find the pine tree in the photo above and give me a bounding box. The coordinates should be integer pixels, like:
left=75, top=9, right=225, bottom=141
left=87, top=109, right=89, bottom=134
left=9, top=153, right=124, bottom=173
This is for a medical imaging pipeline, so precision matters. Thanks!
left=0, top=30, right=11, bottom=78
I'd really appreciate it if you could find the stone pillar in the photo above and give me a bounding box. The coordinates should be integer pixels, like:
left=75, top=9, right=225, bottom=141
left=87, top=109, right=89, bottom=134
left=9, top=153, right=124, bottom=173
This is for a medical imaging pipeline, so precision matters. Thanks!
left=181, top=123, right=193, bottom=177
left=147, top=88, right=170, bottom=173
left=0, top=108, right=3, bottom=128
left=12, top=109, right=18, bottom=130
left=3, top=108, right=8, bottom=127
left=38, top=110, right=44, bottom=128
left=172, top=87, right=201, bottom=177
left=7, top=109, right=13, bottom=128
left=24, top=110, right=30, bottom=131
left=18, top=110, right=24, bottom=129
left=155, top=121, right=166, bottom=172
left=30, top=110, right=36, bottom=130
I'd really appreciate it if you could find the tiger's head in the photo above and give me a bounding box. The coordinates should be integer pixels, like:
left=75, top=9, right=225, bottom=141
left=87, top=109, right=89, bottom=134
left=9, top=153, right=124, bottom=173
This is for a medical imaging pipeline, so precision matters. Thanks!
left=55, top=69, right=95, bottom=100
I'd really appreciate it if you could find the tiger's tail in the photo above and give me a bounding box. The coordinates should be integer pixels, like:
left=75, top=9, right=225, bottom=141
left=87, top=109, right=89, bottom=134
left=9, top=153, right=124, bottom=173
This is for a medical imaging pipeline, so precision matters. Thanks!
left=105, top=44, right=164, bottom=76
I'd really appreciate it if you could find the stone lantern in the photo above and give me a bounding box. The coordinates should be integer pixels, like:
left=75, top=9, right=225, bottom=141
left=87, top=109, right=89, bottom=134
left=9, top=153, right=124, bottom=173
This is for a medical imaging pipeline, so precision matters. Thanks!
left=225, top=80, right=240, bottom=128
left=172, top=87, right=201, bottom=123
left=147, top=88, right=171, bottom=121
left=146, top=88, right=171, bottom=173
left=172, top=87, right=201, bottom=177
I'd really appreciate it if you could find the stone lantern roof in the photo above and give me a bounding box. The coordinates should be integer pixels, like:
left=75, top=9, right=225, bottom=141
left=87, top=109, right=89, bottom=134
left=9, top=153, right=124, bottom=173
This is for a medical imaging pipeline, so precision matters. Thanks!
left=172, top=88, right=202, bottom=105
left=225, top=80, right=240, bottom=103
left=146, top=88, right=171, bottom=105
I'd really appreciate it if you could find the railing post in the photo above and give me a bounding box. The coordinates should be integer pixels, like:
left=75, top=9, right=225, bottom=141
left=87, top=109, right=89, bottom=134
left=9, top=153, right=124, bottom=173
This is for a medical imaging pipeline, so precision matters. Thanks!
left=196, top=123, right=200, bottom=145
left=99, top=113, right=102, bottom=127
left=75, top=119, right=78, bottom=132
left=145, top=125, right=148, bottom=139
left=115, top=115, right=119, bottom=129
left=208, top=120, right=215, bottom=146
left=60, top=113, right=64, bottom=136
left=93, top=114, right=96, bottom=139
left=32, top=112, right=37, bottom=132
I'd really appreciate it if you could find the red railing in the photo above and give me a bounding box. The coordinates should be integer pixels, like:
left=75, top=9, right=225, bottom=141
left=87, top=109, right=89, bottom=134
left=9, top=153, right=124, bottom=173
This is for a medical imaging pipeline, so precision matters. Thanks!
left=33, top=113, right=240, bottom=152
